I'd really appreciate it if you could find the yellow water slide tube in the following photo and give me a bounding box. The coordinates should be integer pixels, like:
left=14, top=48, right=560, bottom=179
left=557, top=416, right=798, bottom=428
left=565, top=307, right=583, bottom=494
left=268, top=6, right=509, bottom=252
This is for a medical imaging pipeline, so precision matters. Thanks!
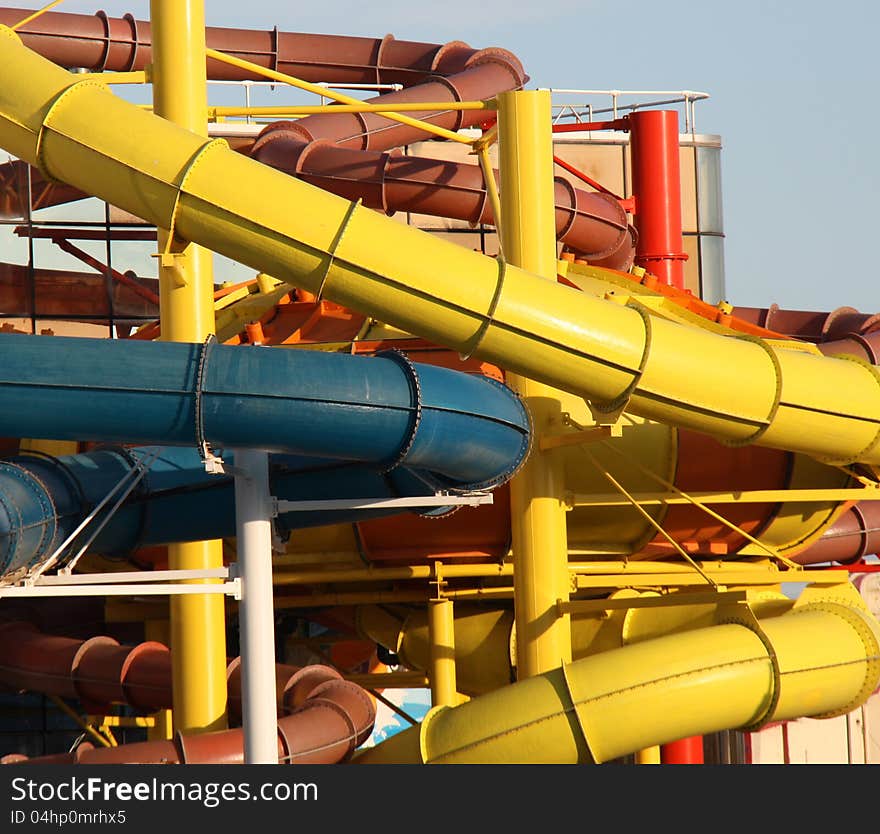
left=1, top=27, right=879, bottom=470
left=355, top=584, right=880, bottom=763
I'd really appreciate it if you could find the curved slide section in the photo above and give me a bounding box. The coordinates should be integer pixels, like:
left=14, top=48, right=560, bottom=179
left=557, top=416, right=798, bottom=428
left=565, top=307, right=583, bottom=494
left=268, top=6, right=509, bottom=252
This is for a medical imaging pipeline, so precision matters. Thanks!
left=1, top=27, right=878, bottom=469
left=0, top=620, right=375, bottom=765
left=0, top=6, right=519, bottom=86
left=0, top=331, right=529, bottom=479
left=355, top=586, right=880, bottom=763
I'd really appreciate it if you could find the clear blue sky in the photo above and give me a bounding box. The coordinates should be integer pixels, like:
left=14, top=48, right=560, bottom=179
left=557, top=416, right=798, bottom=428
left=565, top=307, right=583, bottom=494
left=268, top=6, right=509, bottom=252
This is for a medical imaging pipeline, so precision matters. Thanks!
left=20, top=0, right=880, bottom=314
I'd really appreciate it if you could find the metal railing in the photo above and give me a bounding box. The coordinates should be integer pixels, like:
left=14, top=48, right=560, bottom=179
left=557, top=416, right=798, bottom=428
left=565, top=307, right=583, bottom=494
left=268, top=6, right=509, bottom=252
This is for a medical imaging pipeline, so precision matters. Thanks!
left=540, top=88, right=711, bottom=134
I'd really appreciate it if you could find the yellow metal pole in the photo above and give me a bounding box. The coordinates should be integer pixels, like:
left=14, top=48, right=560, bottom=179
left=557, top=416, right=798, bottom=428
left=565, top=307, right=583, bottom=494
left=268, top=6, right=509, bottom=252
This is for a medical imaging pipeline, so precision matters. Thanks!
left=18, top=439, right=78, bottom=457
left=149, top=0, right=228, bottom=735
left=427, top=597, right=458, bottom=708
left=497, top=89, right=572, bottom=678
left=635, top=746, right=662, bottom=764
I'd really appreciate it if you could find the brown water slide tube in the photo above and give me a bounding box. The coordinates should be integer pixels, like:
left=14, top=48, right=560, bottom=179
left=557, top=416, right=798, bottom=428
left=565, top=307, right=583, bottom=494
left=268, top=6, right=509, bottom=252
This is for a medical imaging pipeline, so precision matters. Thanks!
left=250, top=132, right=634, bottom=268
left=0, top=621, right=375, bottom=764
left=732, top=304, right=880, bottom=348
left=792, top=502, right=880, bottom=567
left=732, top=304, right=880, bottom=566
left=0, top=6, right=516, bottom=84
left=0, top=6, right=635, bottom=268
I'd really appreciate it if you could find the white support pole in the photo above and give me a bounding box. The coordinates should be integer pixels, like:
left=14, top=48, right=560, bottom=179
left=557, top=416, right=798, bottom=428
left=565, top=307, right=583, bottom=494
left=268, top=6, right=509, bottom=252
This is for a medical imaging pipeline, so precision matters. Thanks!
left=233, top=448, right=279, bottom=764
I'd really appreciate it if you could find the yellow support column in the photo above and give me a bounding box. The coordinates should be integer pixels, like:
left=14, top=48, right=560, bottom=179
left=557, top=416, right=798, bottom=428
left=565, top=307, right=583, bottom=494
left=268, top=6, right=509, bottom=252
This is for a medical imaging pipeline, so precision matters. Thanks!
left=150, top=0, right=228, bottom=734
left=636, top=746, right=662, bottom=765
left=19, top=439, right=79, bottom=457
left=497, top=90, right=572, bottom=678
left=427, top=597, right=458, bottom=707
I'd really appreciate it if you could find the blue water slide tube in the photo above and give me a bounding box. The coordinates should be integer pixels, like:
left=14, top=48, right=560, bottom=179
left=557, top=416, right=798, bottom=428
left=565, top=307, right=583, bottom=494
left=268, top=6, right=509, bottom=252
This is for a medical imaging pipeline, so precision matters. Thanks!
left=0, top=333, right=531, bottom=579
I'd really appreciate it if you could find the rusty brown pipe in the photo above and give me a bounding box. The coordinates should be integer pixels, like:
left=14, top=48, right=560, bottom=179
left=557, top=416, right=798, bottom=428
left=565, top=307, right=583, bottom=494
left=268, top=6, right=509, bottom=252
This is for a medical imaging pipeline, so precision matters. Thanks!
left=0, top=622, right=375, bottom=751
left=731, top=303, right=880, bottom=342
left=250, top=134, right=634, bottom=267
left=0, top=6, right=508, bottom=85
left=3, top=673, right=374, bottom=765
left=790, top=502, right=880, bottom=566
left=732, top=303, right=880, bottom=363
left=0, top=6, right=527, bottom=148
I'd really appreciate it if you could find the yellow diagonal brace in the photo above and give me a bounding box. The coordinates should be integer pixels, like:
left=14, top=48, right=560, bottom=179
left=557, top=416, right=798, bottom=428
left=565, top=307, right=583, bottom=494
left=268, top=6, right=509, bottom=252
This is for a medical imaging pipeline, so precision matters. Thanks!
left=12, top=0, right=65, bottom=30
left=204, top=47, right=474, bottom=145
left=596, top=436, right=803, bottom=570
left=579, top=445, right=718, bottom=587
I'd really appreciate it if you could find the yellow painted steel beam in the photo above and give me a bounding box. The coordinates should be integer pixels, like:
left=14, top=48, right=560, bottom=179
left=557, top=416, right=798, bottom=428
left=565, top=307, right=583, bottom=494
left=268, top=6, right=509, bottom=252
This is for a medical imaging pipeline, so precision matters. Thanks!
left=94, top=71, right=149, bottom=85
left=572, top=572, right=794, bottom=589
left=214, top=282, right=292, bottom=344
left=568, top=560, right=771, bottom=574
left=207, top=101, right=490, bottom=119
left=428, top=598, right=458, bottom=707
left=635, top=746, right=661, bottom=764
left=354, top=583, right=880, bottom=763
left=499, top=89, right=572, bottom=678
left=272, top=587, right=515, bottom=609
left=560, top=590, right=750, bottom=614
left=3, top=30, right=880, bottom=471
left=19, top=438, right=78, bottom=457
left=149, top=0, right=227, bottom=737
left=345, top=671, right=430, bottom=689
left=569, top=488, right=880, bottom=505
left=273, top=563, right=513, bottom=586
left=270, top=558, right=826, bottom=589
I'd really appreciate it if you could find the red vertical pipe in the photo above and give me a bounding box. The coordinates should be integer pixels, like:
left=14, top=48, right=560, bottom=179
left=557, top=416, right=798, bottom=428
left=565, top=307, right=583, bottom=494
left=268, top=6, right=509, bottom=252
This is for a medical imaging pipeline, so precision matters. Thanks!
left=628, top=110, right=687, bottom=289
left=661, top=736, right=705, bottom=764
